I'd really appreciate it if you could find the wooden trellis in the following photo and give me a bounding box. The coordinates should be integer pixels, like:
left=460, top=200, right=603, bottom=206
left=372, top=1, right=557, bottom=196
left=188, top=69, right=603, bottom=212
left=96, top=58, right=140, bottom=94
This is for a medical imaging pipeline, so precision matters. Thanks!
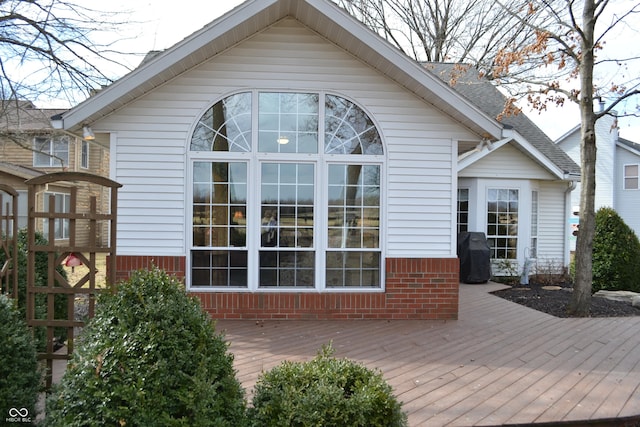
left=0, top=184, right=18, bottom=299
left=25, top=172, right=121, bottom=388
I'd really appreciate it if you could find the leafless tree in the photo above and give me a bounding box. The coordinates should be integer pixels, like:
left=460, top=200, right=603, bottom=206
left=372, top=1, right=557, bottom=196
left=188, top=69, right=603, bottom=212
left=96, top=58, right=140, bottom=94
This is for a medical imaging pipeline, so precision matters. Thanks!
left=492, top=0, right=640, bottom=316
left=333, top=0, right=537, bottom=75
left=0, top=0, right=131, bottom=151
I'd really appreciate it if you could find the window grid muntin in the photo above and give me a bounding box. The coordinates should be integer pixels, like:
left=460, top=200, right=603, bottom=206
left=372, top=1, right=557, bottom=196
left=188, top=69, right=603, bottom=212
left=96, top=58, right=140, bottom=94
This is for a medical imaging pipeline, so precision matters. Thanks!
left=487, top=188, right=518, bottom=259
left=42, top=192, right=70, bottom=240
left=189, top=91, right=384, bottom=291
left=530, top=190, right=539, bottom=259
left=191, top=161, right=248, bottom=288
left=258, top=92, right=319, bottom=154
left=33, top=136, right=69, bottom=167
left=191, top=92, right=252, bottom=152
left=457, top=188, right=469, bottom=234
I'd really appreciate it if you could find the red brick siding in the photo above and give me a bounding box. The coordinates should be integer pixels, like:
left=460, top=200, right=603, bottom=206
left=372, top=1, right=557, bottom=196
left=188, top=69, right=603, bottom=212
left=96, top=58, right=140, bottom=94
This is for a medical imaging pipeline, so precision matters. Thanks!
left=111, top=255, right=459, bottom=320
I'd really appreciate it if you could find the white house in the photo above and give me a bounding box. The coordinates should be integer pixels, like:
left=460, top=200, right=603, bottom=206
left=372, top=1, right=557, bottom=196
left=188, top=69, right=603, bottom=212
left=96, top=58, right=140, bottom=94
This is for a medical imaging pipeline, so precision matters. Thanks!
left=556, top=113, right=640, bottom=244
left=52, top=0, right=578, bottom=320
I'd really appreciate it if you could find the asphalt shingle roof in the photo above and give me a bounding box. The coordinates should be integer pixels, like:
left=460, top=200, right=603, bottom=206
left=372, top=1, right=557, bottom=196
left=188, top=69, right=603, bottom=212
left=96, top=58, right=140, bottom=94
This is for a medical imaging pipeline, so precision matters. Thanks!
left=424, top=63, right=580, bottom=175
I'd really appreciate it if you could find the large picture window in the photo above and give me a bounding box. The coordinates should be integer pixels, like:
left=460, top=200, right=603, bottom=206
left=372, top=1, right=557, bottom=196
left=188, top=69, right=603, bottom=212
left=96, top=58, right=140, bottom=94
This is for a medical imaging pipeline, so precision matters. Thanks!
left=189, top=91, right=384, bottom=290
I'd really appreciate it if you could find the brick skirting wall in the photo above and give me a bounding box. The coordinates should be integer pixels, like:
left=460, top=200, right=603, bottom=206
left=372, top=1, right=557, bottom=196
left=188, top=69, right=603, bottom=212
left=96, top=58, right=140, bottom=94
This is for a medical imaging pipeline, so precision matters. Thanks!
left=111, top=256, right=459, bottom=320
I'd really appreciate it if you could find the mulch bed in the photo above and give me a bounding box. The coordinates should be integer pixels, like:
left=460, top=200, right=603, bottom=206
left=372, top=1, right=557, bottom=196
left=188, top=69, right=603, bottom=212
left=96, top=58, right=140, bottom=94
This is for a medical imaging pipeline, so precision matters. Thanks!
left=491, top=282, right=640, bottom=318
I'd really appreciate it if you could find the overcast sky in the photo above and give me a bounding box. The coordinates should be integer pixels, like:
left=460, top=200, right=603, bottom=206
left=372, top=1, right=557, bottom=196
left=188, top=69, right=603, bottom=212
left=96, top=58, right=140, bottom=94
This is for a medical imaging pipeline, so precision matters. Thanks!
left=84, top=0, right=638, bottom=142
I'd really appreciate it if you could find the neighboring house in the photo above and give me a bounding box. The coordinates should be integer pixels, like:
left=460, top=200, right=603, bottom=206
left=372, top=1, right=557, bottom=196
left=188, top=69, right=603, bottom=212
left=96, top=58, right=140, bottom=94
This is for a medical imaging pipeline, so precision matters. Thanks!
left=556, top=113, right=640, bottom=244
left=51, top=0, right=578, bottom=320
left=0, top=100, right=110, bottom=245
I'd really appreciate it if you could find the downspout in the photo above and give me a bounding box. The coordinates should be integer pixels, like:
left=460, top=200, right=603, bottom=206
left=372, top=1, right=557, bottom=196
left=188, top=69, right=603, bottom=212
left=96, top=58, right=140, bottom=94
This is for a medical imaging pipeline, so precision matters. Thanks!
left=564, top=178, right=578, bottom=267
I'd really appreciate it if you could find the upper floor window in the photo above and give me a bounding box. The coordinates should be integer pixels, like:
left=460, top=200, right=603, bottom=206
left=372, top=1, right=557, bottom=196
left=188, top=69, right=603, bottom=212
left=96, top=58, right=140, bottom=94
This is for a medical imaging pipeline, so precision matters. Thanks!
left=624, top=164, right=639, bottom=190
left=33, top=136, right=69, bottom=167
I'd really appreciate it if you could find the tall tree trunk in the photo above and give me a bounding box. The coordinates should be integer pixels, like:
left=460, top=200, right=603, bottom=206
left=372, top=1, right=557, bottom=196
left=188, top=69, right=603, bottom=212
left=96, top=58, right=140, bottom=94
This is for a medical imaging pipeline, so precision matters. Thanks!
left=569, top=0, right=597, bottom=317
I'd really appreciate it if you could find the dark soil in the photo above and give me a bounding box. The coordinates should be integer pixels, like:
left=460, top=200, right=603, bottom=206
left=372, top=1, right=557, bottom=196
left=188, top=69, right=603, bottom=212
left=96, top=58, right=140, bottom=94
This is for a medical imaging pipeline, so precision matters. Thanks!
left=491, top=282, right=640, bottom=318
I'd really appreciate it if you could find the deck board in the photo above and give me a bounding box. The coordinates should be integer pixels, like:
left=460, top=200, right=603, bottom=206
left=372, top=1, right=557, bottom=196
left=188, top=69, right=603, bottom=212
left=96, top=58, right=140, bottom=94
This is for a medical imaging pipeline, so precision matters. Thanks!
left=217, top=283, right=640, bottom=426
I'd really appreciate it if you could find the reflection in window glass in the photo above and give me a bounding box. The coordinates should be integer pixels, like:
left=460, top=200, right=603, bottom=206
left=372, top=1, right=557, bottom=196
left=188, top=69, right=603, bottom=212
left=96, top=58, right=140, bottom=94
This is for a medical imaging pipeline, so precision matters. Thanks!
left=487, top=188, right=518, bottom=259
left=258, top=93, right=318, bottom=153
left=457, top=188, right=469, bottom=234
left=326, top=164, right=380, bottom=287
left=259, top=163, right=315, bottom=288
left=191, top=161, right=247, bottom=287
left=190, top=92, right=384, bottom=290
left=325, top=95, right=382, bottom=155
left=191, top=92, right=252, bottom=152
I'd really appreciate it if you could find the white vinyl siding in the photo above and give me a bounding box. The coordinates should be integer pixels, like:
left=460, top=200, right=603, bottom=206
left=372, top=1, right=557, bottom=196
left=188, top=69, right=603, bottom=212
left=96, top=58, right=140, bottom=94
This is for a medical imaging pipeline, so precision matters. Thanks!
left=536, top=181, right=566, bottom=262
left=459, top=144, right=555, bottom=180
left=98, top=20, right=472, bottom=256
left=616, top=147, right=640, bottom=238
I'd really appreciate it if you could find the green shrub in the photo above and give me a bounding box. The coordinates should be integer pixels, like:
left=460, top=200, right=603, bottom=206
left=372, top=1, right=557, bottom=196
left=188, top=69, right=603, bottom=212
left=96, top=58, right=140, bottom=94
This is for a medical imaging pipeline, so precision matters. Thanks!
left=0, top=294, right=41, bottom=423
left=45, top=267, right=247, bottom=427
left=0, top=229, right=68, bottom=350
left=592, top=207, right=640, bottom=292
left=249, top=343, right=408, bottom=427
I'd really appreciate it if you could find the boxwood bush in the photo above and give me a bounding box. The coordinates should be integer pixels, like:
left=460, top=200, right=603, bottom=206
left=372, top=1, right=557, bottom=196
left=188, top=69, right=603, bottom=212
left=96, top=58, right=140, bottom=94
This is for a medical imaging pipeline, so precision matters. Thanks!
left=593, top=207, right=640, bottom=292
left=249, top=344, right=408, bottom=427
left=0, top=294, right=41, bottom=423
left=45, top=267, right=247, bottom=427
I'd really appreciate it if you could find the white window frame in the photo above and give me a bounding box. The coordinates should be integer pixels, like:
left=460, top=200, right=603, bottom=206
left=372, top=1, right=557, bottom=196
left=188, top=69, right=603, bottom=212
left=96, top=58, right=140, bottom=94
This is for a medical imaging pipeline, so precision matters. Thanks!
left=81, top=140, right=89, bottom=169
left=33, top=135, right=69, bottom=167
left=42, top=191, right=71, bottom=240
left=187, top=90, right=385, bottom=292
left=624, top=164, right=639, bottom=190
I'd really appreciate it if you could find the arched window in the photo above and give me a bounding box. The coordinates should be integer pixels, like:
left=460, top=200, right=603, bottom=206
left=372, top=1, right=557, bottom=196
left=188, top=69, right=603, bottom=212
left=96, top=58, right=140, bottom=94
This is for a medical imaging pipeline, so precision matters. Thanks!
left=189, top=91, right=384, bottom=290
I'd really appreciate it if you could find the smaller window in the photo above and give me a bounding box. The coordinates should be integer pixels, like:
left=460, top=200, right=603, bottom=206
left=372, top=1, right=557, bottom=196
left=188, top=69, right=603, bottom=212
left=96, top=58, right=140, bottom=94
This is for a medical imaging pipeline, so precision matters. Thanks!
left=33, top=136, right=69, bottom=167
left=624, top=164, right=639, bottom=190
left=81, top=140, right=89, bottom=169
left=530, top=190, right=538, bottom=259
left=457, top=188, right=469, bottom=234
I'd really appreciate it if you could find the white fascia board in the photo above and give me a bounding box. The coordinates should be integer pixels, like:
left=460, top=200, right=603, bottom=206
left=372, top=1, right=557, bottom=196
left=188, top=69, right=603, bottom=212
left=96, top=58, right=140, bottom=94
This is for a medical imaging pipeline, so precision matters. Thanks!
left=60, top=0, right=276, bottom=131
left=305, top=0, right=502, bottom=139
left=458, top=129, right=568, bottom=180
left=617, top=140, right=640, bottom=157
left=61, top=0, right=502, bottom=140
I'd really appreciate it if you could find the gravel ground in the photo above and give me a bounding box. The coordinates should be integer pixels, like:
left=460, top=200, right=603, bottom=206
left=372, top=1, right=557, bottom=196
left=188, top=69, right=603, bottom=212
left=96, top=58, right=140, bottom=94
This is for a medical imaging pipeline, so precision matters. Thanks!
left=491, top=283, right=640, bottom=317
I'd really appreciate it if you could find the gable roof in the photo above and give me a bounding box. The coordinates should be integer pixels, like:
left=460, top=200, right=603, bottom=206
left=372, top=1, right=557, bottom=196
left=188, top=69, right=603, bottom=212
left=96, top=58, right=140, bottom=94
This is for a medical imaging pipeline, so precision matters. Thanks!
left=426, top=63, right=580, bottom=176
left=0, top=161, right=44, bottom=180
left=618, top=137, right=640, bottom=156
left=54, top=0, right=502, bottom=140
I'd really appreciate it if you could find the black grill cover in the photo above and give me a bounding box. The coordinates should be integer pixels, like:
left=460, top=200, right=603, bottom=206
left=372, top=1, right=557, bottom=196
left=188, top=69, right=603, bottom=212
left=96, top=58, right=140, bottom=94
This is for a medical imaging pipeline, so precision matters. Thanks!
left=457, top=232, right=491, bottom=284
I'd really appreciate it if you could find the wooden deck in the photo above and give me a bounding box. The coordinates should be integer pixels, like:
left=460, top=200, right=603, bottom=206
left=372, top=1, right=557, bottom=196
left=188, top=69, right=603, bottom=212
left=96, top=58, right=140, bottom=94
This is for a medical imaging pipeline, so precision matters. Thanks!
left=217, top=283, right=640, bottom=426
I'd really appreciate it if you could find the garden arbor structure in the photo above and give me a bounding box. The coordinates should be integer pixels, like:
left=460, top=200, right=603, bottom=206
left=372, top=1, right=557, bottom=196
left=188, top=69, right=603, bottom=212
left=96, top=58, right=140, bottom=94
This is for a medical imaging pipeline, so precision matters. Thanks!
left=25, top=171, right=121, bottom=387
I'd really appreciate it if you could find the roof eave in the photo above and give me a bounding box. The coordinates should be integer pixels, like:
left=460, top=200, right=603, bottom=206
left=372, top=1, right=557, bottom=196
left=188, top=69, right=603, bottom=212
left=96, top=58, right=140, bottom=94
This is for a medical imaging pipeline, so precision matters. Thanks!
left=59, top=0, right=503, bottom=139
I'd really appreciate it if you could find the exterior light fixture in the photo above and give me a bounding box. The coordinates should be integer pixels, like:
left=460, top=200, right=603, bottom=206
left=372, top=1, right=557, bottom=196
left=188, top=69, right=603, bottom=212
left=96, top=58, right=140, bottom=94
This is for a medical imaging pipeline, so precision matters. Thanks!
left=277, top=135, right=289, bottom=144
left=82, top=126, right=95, bottom=140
